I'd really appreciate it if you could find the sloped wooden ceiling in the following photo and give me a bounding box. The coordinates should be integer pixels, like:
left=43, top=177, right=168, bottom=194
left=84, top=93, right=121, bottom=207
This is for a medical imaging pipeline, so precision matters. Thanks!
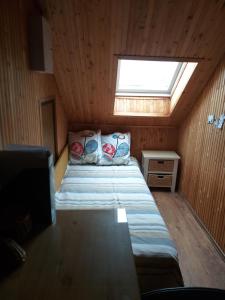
left=45, top=0, right=225, bottom=126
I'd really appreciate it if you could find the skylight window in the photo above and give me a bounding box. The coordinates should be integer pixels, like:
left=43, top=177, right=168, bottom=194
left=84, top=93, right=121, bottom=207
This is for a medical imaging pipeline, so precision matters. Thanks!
left=116, top=60, right=182, bottom=96
left=114, top=58, right=198, bottom=117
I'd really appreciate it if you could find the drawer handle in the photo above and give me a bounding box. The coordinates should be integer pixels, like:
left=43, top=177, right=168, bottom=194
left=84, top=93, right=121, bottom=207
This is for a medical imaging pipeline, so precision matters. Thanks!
left=158, top=161, right=164, bottom=164
left=157, top=175, right=164, bottom=179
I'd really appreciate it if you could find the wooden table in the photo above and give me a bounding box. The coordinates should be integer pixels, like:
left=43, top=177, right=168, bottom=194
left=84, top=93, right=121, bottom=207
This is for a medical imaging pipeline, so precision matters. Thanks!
left=0, top=210, right=140, bottom=300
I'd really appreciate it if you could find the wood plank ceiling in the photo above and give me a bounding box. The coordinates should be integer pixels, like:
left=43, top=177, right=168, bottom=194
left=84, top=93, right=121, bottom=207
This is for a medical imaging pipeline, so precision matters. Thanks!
left=45, top=0, right=225, bottom=126
left=0, top=0, right=68, bottom=154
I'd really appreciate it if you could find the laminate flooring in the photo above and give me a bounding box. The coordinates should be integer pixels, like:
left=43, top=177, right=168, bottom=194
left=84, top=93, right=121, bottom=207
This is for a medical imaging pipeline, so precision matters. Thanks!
left=152, top=191, right=225, bottom=289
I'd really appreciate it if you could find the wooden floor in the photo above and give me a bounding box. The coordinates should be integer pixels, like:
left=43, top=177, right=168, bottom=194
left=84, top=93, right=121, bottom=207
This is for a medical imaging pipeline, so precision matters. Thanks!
left=152, top=191, right=225, bottom=289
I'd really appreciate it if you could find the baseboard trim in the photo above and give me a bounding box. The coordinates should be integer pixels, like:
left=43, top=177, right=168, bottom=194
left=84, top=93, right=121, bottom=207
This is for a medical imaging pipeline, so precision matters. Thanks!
left=179, top=192, right=225, bottom=262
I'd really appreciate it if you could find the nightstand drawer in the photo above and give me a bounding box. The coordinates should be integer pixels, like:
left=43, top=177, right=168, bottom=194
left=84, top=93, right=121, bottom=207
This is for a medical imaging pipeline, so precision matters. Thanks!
left=148, top=160, right=174, bottom=172
left=148, top=174, right=172, bottom=187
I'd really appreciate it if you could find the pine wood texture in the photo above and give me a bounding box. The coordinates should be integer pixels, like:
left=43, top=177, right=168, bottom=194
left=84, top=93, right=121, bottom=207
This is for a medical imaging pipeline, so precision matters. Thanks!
left=0, top=0, right=68, bottom=155
left=0, top=210, right=140, bottom=300
left=70, top=123, right=178, bottom=161
left=114, top=96, right=170, bottom=117
left=178, top=55, right=225, bottom=253
left=55, top=145, right=68, bottom=191
left=153, top=192, right=225, bottom=289
left=45, top=0, right=225, bottom=127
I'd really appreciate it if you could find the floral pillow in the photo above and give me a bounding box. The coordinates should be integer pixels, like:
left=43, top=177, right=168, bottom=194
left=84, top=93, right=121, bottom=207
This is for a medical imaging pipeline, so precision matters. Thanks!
left=98, top=132, right=131, bottom=165
left=69, top=130, right=102, bottom=164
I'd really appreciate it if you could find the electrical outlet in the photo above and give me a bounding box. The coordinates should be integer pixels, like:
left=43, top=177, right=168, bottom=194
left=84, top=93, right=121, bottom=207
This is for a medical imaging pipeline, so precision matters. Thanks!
left=208, top=115, right=215, bottom=124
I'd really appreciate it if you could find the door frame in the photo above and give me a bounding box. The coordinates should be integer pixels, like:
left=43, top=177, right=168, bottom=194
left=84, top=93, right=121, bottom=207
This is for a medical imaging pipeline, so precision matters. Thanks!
left=39, top=96, right=58, bottom=163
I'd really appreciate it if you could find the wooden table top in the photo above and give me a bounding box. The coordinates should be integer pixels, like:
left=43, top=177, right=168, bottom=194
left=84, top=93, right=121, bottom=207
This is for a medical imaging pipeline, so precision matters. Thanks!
left=0, top=210, right=140, bottom=300
left=142, top=150, right=180, bottom=160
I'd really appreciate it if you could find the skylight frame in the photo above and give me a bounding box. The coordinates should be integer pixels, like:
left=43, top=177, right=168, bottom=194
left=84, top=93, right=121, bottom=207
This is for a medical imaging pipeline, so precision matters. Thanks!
left=116, top=59, right=184, bottom=97
left=113, top=57, right=198, bottom=117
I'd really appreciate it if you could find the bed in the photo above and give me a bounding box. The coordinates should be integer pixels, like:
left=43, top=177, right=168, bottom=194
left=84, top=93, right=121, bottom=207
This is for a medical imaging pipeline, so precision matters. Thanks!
left=55, top=154, right=184, bottom=292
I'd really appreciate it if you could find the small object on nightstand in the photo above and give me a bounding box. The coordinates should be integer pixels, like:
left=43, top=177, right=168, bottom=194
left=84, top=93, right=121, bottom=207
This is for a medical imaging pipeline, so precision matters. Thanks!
left=142, top=150, right=180, bottom=192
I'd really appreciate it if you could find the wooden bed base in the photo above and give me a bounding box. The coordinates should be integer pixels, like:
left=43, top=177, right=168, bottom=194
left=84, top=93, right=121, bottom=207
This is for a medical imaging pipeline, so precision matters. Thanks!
left=54, top=145, right=69, bottom=191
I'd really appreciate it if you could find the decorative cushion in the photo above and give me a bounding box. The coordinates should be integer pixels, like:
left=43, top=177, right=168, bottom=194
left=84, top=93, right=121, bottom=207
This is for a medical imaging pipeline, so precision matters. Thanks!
left=98, top=132, right=131, bottom=165
left=69, top=130, right=102, bottom=164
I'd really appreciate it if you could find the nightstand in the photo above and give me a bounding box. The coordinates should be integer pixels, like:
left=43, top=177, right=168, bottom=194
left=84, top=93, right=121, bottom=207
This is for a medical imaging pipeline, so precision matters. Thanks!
left=142, top=150, right=180, bottom=192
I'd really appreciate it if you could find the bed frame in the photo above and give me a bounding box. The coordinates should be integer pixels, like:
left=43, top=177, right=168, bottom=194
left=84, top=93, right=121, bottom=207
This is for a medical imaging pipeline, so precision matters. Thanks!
left=54, top=146, right=184, bottom=291
left=54, top=145, right=69, bottom=191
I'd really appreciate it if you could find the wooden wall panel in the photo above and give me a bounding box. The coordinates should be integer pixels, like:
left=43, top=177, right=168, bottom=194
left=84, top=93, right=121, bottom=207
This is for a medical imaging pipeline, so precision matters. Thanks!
left=178, top=55, right=225, bottom=253
left=0, top=128, right=3, bottom=150
left=45, top=0, right=225, bottom=127
left=0, top=0, right=68, bottom=157
left=114, top=96, right=170, bottom=117
left=70, top=123, right=178, bottom=161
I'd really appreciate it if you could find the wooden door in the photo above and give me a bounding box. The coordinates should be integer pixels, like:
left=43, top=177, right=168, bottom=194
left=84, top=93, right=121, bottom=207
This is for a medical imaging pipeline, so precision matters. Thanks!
left=0, top=127, right=3, bottom=150
left=40, top=99, right=56, bottom=162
